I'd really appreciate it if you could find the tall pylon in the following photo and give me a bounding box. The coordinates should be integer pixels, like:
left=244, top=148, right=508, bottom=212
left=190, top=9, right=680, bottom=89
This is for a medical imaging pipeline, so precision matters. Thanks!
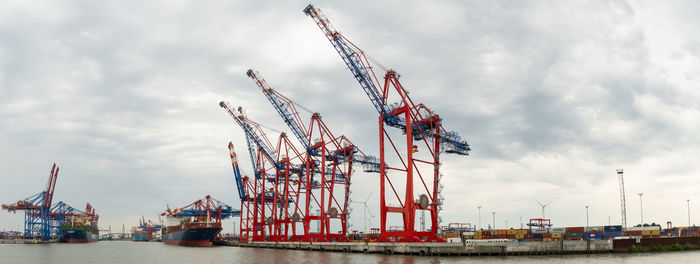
left=617, top=169, right=627, bottom=235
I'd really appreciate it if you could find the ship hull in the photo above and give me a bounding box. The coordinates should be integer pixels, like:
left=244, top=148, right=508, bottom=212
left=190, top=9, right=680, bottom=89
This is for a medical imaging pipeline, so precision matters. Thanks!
left=132, top=233, right=148, bottom=242
left=61, top=230, right=98, bottom=243
left=162, top=227, right=222, bottom=247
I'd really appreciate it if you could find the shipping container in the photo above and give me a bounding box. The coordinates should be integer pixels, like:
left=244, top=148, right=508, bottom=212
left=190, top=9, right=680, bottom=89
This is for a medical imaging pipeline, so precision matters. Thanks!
left=533, top=233, right=544, bottom=239
left=565, top=232, right=583, bottom=238
left=602, top=232, right=621, bottom=239
left=584, top=232, right=602, bottom=240
left=550, top=227, right=566, bottom=233
left=643, top=229, right=660, bottom=236
left=566, top=227, right=585, bottom=233
left=603, top=225, right=622, bottom=232
left=584, top=226, right=604, bottom=232
left=626, top=230, right=643, bottom=236
left=551, top=233, right=563, bottom=238
left=532, top=228, right=549, bottom=234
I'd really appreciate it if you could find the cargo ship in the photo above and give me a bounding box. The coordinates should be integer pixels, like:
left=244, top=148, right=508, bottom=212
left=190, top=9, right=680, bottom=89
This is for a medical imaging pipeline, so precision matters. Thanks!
left=132, top=216, right=163, bottom=242
left=132, top=228, right=148, bottom=242
left=161, top=215, right=222, bottom=247
left=60, top=216, right=99, bottom=243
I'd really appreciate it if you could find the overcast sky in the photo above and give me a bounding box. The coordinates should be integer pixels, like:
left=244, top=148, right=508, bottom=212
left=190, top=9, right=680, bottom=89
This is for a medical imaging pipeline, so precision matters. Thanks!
left=2, top=1, right=700, bottom=234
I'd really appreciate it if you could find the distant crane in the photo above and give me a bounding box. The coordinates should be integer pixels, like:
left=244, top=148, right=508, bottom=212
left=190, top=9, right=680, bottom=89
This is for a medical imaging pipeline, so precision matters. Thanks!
left=49, top=201, right=98, bottom=240
left=161, top=195, right=239, bottom=220
left=2, top=164, right=59, bottom=240
left=304, top=4, right=470, bottom=242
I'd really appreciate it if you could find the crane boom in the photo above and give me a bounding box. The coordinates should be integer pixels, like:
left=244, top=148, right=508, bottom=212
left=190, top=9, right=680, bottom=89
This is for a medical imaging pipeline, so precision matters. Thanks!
left=229, top=142, right=247, bottom=201
left=303, top=4, right=470, bottom=155
left=220, top=101, right=282, bottom=170
left=247, top=70, right=311, bottom=152
left=246, top=69, right=380, bottom=172
left=303, top=5, right=389, bottom=118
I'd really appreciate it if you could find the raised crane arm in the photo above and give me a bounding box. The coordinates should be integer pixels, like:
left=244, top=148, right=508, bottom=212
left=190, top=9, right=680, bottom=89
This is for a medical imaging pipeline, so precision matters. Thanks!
left=219, top=101, right=282, bottom=170
left=303, top=5, right=389, bottom=119
left=228, top=142, right=247, bottom=200
left=303, top=4, right=470, bottom=155
left=247, top=70, right=311, bottom=152
left=246, top=69, right=380, bottom=172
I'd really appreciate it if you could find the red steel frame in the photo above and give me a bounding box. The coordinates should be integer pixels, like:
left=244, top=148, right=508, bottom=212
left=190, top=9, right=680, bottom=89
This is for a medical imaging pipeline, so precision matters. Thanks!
left=222, top=104, right=307, bottom=242
left=376, top=71, right=444, bottom=242
left=271, top=134, right=306, bottom=241
left=304, top=5, right=461, bottom=242
left=302, top=115, right=356, bottom=242
left=247, top=70, right=373, bottom=242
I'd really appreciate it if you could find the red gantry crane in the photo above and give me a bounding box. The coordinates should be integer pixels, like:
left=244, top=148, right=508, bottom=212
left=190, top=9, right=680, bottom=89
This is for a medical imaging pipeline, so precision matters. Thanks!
left=247, top=69, right=380, bottom=242
left=220, top=102, right=307, bottom=241
left=304, top=5, right=471, bottom=242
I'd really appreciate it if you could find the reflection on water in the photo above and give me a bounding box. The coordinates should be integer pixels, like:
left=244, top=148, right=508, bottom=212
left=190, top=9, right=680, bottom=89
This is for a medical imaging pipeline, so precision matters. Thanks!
left=0, top=241, right=698, bottom=264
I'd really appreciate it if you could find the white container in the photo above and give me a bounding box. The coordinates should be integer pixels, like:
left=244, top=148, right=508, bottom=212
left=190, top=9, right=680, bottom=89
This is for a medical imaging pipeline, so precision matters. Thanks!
left=532, top=228, right=549, bottom=234
left=550, top=227, right=566, bottom=233
left=584, top=226, right=603, bottom=232
left=446, top=237, right=461, bottom=243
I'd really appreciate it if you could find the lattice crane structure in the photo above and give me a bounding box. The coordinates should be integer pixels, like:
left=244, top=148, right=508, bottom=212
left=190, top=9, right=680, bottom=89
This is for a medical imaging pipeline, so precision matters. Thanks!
left=135, top=216, right=163, bottom=241
left=304, top=5, right=471, bottom=242
left=247, top=69, right=380, bottom=242
left=161, top=195, right=239, bottom=221
left=2, top=164, right=59, bottom=240
left=2, top=164, right=98, bottom=240
left=221, top=102, right=307, bottom=241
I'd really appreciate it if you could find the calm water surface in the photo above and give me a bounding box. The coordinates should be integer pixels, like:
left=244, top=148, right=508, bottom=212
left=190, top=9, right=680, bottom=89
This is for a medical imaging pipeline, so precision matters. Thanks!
left=0, top=241, right=696, bottom=264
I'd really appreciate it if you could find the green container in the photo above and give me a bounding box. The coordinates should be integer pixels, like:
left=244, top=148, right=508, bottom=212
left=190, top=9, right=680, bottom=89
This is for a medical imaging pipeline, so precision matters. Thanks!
left=565, top=232, right=583, bottom=238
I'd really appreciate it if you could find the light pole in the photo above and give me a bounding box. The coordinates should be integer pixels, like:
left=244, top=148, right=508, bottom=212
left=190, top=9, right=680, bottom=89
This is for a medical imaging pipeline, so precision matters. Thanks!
left=477, top=206, right=482, bottom=230
left=492, top=212, right=496, bottom=230
left=638, top=193, right=644, bottom=225
left=520, top=216, right=523, bottom=229
left=585, top=205, right=589, bottom=227
left=504, top=219, right=508, bottom=229
left=688, top=199, right=691, bottom=227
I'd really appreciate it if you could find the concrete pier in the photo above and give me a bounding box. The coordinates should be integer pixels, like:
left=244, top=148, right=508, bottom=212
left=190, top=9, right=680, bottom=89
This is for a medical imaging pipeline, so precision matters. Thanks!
left=0, top=239, right=58, bottom=244
left=218, top=240, right=613, bottom=256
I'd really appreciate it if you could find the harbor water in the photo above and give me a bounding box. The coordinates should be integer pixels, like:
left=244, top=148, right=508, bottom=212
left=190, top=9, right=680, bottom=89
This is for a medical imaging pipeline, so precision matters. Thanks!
left=0, top=241, right=697, bottom=264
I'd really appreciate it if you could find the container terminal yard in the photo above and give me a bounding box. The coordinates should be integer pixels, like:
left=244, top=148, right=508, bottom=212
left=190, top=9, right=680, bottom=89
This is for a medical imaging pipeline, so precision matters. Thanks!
left=2, top=3, right=700, bottom=257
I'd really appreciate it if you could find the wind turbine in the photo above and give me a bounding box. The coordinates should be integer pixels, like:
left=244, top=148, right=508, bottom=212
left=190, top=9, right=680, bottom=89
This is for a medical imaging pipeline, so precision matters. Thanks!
left=352, top=192, right=375, bottom=233
left=535, top=199, right=552, bottom=219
